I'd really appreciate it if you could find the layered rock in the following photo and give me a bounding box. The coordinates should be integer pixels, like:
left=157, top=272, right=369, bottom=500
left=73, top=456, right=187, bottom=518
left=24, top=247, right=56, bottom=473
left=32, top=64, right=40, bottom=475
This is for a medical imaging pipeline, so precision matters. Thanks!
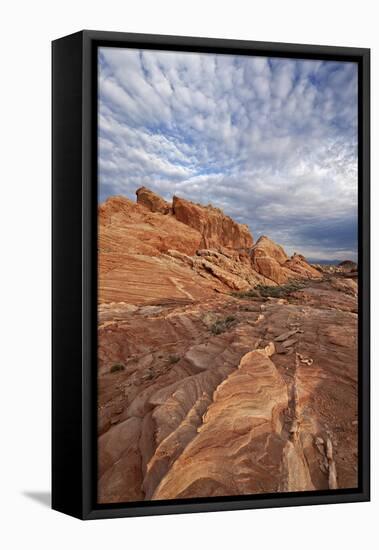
left=152, top=348, right=290, bottom=499
left=251, top=236, right=320, bottom=284
left=285, top=253, right=322, bottom=279
left=98, top=274, right=358, bottom=502
left=97, top=188, right=357, bottom=503
left=172, top=195, right=254, bottom=250
left=99, top=190, right=323, bottom=303
left=252, top=235, right=289, bottom=264
left=99, top=195, right=201, bottom=257
left=98, top=195, right=207, bottom=304
left=136, top=186, right=171, bottom=214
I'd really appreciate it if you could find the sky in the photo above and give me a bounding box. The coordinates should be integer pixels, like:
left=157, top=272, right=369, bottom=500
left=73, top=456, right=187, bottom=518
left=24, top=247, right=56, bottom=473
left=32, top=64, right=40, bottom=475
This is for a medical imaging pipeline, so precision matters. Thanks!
left=98, top=47, right=358, bottom=262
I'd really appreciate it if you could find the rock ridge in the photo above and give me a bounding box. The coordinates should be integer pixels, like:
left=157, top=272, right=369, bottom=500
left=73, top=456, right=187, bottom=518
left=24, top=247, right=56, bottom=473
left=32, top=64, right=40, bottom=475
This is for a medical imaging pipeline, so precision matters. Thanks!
left=98, top=189, right=321, bottom=304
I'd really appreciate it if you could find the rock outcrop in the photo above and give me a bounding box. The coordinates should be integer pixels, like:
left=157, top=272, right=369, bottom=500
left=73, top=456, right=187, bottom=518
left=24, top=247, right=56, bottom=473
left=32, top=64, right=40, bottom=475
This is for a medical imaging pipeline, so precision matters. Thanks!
left=99, top=189, right=321, bottom=305
left=251, top=236, right=320, bottom=284
left=98, top=195, right=206, bottom=304
left=338, top=260, right=358, bottom=273
left=136, top=186, right=171, bottom=214
left=98, top=275, right=358, bottom=502
left=285, top=253, right=322, bottom=279
left=152, top=348, right=290, bottom=499
left=252, top=235, right=289, bottom=264
left=172, top=195, right=254, bottom=250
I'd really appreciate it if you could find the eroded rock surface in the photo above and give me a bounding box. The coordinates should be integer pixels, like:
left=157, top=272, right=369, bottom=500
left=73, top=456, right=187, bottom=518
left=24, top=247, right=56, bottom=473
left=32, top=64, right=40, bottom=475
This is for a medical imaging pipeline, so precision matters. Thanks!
left=172, top=195, right=254, bottom=250
left=251, top=236, right=321, bottom=284
left=99, top=190, right=321, bottom=304
left=136, top=186, right=171, bottom=214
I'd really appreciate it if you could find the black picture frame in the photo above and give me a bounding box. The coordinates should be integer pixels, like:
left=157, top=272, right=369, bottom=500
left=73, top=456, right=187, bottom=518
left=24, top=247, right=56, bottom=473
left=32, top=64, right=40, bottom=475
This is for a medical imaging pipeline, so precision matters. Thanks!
left=52, top=30, right=370, bottom=520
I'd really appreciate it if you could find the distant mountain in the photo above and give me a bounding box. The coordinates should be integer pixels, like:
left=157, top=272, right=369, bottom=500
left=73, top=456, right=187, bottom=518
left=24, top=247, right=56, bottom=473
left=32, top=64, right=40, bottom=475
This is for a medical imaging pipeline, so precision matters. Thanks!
left=308, top=258, right=349, bottom=265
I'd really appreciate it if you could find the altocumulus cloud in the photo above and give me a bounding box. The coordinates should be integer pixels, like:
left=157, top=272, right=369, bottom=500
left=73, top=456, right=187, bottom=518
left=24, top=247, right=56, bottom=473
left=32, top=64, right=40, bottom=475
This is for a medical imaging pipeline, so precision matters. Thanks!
left=98, top=47, right=358, bottom=261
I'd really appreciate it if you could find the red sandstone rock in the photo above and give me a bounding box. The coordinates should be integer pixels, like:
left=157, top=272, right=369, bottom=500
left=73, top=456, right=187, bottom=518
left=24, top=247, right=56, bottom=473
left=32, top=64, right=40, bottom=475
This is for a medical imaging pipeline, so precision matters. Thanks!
left=136, top=186, right=171, bottom=214
left=152, top=348, right=290, bottom=499
left=100, top=192, right=321, bottom=290
left=99, top=191, right=322, bottom=300
left=251, top=236, right=321, bottom=284
left=98, top=276, right=358, bottom=502
left=99, top=195, right=209, bottom=304
left=285, top=253, right=322, bottom=279
left=99, top=195, right=201, bottom=257
left=97, top=189, right=357, bottom=503
left=253, top=235, right=288, bottom=264
left=172, top=195, right=254, bottom=250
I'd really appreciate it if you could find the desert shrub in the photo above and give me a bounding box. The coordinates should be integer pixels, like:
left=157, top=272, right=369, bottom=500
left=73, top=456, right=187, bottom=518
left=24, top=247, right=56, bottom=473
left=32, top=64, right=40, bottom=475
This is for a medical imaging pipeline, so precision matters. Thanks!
left=210, top=315, right=236, bottom=335
left=231, top=281, right=307, bottom=300
left=168, top=355, right=180, bottom=364
left=110, top=363, right=125, bottom=373
left=231, top=288, right=260, bottom=299
left=225, top=315, right=236, bottom=323
left=256, top=281, right=306, bottom=298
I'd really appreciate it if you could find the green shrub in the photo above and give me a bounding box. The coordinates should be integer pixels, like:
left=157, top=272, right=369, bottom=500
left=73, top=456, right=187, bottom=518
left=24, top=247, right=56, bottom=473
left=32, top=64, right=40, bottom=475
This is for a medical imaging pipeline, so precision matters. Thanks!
left=210, top=315, right=236, bottom=335
left=231, top=288, right=260, bottom=299
left=225, top=315, right=236, bottom=323
left=232, top=281, right=306, bottom=300
left=256, top=281, right=306, bottom=298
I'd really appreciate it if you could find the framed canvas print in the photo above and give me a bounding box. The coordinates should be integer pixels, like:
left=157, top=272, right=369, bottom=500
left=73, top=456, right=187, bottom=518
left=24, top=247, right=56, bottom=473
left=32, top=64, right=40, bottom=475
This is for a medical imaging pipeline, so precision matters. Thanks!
left=52, top=30, right=370, bottom=519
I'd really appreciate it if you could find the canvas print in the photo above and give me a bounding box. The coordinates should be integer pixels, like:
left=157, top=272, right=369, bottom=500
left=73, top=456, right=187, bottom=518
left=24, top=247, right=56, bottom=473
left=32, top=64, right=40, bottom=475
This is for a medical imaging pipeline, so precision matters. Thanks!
left=97, top=47, right=358, bottom=504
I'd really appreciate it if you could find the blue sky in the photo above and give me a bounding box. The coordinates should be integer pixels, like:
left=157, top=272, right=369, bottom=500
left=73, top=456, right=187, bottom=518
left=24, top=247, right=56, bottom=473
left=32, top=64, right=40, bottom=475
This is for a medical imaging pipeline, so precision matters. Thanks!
left=98, top=47, right=358, bottom=261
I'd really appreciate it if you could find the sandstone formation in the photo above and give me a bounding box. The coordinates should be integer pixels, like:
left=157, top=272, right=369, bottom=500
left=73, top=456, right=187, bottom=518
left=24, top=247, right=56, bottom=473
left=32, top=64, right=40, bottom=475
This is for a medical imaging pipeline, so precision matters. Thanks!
left=98, top=277, right=358, bottom=502
left=152, top=348, right=291, bottom=499
left=97, top=188, right=358, bottom=503
left=172, top=195, right=254, bottom=250
left=253, top=235, right=289, bottom=264
left=136, top=186, right=171, bottom=214
left=99, top=190, right=320, bottom=304
left=250, top=236, right=321, bottom=284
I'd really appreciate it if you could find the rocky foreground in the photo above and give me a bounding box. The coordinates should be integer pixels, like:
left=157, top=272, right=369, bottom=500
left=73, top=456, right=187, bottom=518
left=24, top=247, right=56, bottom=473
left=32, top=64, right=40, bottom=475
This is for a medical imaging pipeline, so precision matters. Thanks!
left=98, top=188, right=358, bottom=503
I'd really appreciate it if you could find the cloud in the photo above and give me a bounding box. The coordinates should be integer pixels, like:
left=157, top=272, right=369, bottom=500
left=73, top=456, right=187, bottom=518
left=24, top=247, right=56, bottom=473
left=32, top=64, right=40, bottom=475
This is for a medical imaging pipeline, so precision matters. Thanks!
left=98, top=47, right=358, bottom=261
